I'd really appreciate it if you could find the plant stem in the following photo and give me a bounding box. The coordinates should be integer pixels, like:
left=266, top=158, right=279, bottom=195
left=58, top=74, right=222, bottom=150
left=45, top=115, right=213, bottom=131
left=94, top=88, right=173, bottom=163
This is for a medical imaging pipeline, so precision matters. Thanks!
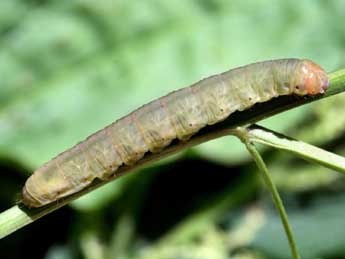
left=247, top=125, right=345, bottom=174
left=243, top=139, right=301, bottom=259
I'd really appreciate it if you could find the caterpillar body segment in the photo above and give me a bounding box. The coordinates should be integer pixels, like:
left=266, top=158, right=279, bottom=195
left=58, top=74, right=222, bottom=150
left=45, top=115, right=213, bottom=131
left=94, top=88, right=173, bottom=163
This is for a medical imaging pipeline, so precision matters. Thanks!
left=83, top=129, right=122, bottom=180
left=22, top=59, right=329, bottom=207
left=133, top=99, right=176, bottom=153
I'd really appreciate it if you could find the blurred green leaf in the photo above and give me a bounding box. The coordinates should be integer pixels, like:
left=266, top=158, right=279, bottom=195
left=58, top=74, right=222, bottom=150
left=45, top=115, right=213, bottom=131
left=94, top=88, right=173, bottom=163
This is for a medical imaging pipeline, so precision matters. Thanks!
left=252, top=193, right=345, bottom=259
left=0, top=0, right=28, bottom=34
left=45, top=245, right=74, bottom=259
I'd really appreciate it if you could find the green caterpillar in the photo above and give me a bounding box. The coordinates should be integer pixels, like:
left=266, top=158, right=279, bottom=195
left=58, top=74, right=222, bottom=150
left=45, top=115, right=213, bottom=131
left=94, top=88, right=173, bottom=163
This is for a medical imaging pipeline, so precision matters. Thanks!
left=22, top=58, right=329, bottom=207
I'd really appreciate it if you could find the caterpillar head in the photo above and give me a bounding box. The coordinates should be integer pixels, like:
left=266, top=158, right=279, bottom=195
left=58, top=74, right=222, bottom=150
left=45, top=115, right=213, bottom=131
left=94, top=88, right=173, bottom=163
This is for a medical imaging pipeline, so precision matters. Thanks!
left=293, top=59, right=329, bottom=96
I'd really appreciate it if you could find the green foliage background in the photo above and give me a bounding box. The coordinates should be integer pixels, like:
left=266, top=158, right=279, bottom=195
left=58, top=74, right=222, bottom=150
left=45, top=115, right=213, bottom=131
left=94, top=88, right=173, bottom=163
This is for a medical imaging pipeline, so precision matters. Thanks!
left=0, top=1, right=345, bottom=258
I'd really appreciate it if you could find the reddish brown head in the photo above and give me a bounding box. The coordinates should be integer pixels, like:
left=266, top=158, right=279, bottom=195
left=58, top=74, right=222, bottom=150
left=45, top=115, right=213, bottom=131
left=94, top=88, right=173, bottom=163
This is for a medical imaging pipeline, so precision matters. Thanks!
left=293, top=59, right=329, bottom=96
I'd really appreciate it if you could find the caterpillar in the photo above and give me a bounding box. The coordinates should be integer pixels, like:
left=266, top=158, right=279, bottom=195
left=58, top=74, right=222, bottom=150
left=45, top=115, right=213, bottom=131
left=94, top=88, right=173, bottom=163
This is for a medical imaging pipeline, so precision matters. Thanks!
left=22, top=58, right=329, bottom=207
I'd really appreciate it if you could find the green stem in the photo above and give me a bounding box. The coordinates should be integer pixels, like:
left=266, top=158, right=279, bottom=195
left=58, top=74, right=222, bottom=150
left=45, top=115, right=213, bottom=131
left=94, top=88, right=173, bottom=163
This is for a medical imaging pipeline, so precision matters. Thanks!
left=243, top=139, right=300, bottom=259
left=247, top=125, right=345, bottom=174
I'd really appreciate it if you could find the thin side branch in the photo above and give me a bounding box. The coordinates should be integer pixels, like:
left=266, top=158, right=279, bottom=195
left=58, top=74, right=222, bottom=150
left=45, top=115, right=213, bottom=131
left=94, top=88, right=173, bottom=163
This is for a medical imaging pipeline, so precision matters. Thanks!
left=247, top=125, right=345, bottom=174
left=242, top=139, right=301, bottom=259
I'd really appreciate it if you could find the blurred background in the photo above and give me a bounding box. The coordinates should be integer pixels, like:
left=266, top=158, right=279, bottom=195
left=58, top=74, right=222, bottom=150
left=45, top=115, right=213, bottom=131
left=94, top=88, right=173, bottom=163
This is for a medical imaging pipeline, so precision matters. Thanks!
left=1, top=0, right=345, bottom=258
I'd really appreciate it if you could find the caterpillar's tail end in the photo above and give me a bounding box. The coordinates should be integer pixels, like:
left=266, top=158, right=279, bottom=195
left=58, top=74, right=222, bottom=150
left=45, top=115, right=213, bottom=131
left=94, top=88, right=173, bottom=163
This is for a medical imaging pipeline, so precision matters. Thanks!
left=302, top=60, right=329, bottom=95
left=22, top=186, right=42, bottom=208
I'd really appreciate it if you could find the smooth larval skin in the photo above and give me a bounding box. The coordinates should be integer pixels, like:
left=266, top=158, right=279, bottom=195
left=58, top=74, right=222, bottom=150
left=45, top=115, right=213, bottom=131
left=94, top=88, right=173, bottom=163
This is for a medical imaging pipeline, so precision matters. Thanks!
left=22, top=59, right=329, bottom=207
